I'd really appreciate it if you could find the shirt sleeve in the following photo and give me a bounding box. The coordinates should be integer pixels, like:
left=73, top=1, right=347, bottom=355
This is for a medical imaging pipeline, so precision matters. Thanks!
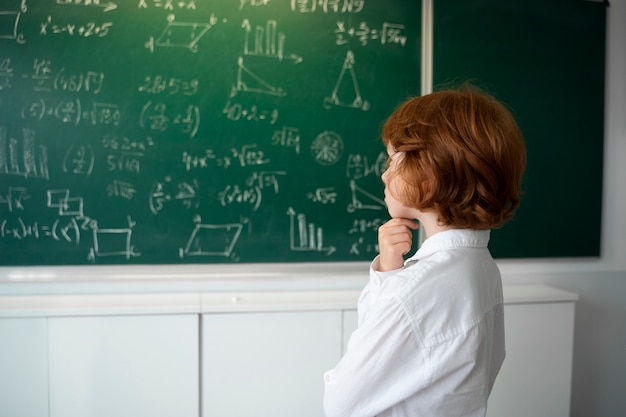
left=323, top=275, right=429, bottom=417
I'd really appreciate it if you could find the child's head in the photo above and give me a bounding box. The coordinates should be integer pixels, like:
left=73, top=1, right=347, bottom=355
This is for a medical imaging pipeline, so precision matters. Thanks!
left=382, top=85, right=527, bottom=229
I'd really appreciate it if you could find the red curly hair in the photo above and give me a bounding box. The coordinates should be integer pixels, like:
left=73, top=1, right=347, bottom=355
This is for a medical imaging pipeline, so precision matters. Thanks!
left=382, top=86, right=527, bottom=229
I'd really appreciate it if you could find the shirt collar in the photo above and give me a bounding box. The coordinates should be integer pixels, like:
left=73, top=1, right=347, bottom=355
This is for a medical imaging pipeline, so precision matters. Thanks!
left=406, top=229, right=491, bottom=263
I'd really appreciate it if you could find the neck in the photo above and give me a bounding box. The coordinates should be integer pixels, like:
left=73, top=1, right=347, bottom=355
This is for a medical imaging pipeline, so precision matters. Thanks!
left=416, top=211, right=454, bottom=239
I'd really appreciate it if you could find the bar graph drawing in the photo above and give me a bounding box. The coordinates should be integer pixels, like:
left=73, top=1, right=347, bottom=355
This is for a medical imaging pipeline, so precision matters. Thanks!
left=241, top=19, right=302, bottom=63
left=287, top=207, right=336, bottom=255
left=230, top=19, right=302, bottom=98
left=0, top=127, right=49, bottom=179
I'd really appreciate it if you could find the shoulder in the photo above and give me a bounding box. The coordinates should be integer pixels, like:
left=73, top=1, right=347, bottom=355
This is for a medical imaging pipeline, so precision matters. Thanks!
left=383, top=246, right=502, bottom=346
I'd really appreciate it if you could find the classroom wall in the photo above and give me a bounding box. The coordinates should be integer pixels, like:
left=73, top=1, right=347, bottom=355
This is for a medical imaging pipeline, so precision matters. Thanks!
left=497, top=1, right=626, bottom=416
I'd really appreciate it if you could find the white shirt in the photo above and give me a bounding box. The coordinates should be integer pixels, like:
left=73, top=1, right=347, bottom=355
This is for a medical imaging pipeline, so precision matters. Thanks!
left=323, top=229, right=505, bottom=417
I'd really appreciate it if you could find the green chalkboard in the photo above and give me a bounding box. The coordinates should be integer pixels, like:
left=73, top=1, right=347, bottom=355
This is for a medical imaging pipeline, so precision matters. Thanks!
left=0, top=1, right=421, bottom=265
left=433, top=0, right=606, bottom=258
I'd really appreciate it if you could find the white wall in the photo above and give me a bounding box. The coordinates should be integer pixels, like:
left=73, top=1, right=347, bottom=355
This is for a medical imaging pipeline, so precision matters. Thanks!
left=497, top=1, right=626, bottom=416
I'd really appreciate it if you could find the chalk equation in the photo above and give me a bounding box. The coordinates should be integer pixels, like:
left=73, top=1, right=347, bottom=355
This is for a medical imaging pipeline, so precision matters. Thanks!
left=138, top=75, right=199, bottom=96
left=140, top=101, right=200, bottom=138
left=57, top=0, right=118, bottom=13
left=290, top=0, right=365, bottom=14
left=138, top=0, right=195, bottom=11
left=0, top=58, right=105, bottom=93
left=335, top=21, right=407, bottom=47
left=21, top=98, right=119, bottom=127
left=39, top=15, right=113, bottom=38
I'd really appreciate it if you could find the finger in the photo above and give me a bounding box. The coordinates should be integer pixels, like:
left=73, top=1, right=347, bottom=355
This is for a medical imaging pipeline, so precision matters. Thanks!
left=382, top=217, right=419, bottom=230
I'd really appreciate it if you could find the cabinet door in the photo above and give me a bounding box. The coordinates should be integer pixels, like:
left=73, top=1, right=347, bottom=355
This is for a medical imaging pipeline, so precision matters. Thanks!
left=487, top=302, right=576, bottom=417
left=48, top=314, right=199, bottom=417
left=202, top=311, right=342, bottom=417
left=0, top=318, right=49, bottom=417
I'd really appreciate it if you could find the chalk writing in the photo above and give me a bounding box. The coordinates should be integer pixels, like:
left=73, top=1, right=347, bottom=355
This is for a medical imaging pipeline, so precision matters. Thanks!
left=346, top=151, right=386, bottom=180
left=0, top=0, right=421, bottom=264
left=21, top=98, right=120, bottom=127
left=56, top=0, right=118, bottom=13
left=218, top=170, right=286, bottom=211
left=103, top=135, right=154, bottom=175
left=139, top=101, right=200, bottom=138
left=106, top=180, right=137, bottom=200
left=102, top=135, right=155, bottom=153
left=54, top=68, right=105, bottom=94
left=182, top=149, right=227, bottom=170
left=138, top=0, right=196, bottom=11
left=348, top=217, right=385, bottom=234
left=307, top=187, right=337, bottom=204
left=223, top=99, right=280, bottom=124
left=271, top=126, right=300, bottom=154
left=39, top=15, right=113, bottom=38
left=239, top=0, right=270, bottom=10
left=1, top=216, right=81, bottom=243
left=62, top=144, right=94, bottom=176
left=149, top=177, right=199, bottom=214
left=138, top=75, right=199, bottom=96
left=290, top=0, right=365, bottom=14
left=335, top=21, right=407, bottom=46
left=232, top=144, right=270, bottom=167
left=348, top=236, right=378, bottom=255
left=0, top=58, right=14, bottom=90
left=0, top=187, right=30, bottom=212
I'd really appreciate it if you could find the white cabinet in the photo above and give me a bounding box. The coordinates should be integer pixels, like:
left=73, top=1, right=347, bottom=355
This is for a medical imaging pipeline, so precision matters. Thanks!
left=486, top=302, right=576, bottom=417
left=48, top=314, right=199, bottom=417
left=0, top=285, right=577, bottom=417
left=0, top=318, right=48, bottom=417
left=202, top=311, right=342, bottom=417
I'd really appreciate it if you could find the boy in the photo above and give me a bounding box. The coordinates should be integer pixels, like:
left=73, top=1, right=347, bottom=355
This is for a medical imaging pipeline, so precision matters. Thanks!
left=323, top=86, right=527, bottom=417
